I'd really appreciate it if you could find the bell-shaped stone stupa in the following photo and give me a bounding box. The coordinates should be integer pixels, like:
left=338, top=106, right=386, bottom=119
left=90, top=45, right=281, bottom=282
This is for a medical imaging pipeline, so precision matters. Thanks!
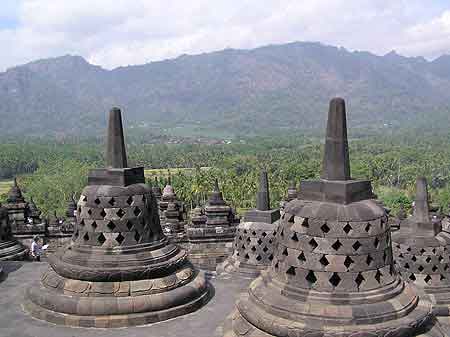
left=24, top=107, right=209, bottom=327
left=393, top=177, right=450, bottom=315
left=223, top=98, right=437, bottom=337
left=218, top=170, right=280, bottom=277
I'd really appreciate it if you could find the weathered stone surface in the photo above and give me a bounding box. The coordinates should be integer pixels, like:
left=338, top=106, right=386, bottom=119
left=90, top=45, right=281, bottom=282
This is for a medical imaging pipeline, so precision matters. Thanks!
left=218, top=170, right=280, bottom=278
left=24, top=108, right=209, bottom=327
left=223, top=98, right=436, bottom=337
left=187, top=179, right=239, bottom=270
left=159, top=179, right=186, bottom=239
left=393, top=177, right=450, bottom=316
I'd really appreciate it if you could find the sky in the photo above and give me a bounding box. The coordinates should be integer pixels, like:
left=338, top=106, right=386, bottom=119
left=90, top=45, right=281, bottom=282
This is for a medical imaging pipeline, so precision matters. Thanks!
left=1, top=0, right=450, bottom=72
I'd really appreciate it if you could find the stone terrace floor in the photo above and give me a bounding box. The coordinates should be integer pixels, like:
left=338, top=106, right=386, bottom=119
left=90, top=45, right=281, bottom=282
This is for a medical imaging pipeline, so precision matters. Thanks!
left=0, top=261, right=252, bottom=337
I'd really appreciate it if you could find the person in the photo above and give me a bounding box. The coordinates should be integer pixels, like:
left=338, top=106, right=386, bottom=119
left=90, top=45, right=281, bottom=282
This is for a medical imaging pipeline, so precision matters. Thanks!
left=31, top=235, right=42, bottom=262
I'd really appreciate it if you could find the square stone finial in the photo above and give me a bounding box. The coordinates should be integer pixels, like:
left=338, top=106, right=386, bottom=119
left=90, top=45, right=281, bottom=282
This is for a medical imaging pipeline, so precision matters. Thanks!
left=106, top=107, right=128, bottom=169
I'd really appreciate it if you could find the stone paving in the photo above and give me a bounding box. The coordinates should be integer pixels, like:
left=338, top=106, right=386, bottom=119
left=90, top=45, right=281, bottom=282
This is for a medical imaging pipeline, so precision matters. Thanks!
left=0, top=261, right=252, bottom=337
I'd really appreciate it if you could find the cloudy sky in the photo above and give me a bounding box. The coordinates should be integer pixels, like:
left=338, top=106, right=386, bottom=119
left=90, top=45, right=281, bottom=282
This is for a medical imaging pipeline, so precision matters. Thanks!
left=1, top=0, right=450, bottom=72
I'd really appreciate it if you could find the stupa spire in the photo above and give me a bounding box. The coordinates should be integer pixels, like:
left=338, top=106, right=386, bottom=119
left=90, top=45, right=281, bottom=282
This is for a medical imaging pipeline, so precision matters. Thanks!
left=256, top=170, right=270, bottom=211
left=105, top=107, right=127, bottom=168
left=414, top=176, right=430, bottom=224
left=321, top=97, right=350, bottom=181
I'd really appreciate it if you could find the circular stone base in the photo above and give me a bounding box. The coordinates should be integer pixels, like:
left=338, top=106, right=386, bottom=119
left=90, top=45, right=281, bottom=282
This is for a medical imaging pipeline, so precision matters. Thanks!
left=0, top=241, right=28, bottom=261
left=24, top=268, right=210, bottom=328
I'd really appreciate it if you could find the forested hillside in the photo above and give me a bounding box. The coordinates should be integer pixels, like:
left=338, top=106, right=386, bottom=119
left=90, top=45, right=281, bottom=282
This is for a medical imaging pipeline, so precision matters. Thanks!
left=1, top=42, right=450, bottom=137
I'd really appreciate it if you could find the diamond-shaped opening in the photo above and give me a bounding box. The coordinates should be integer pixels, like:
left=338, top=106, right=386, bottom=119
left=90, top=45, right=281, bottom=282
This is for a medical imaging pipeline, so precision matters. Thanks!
left=375, top=270, right=383, bottom=283
left=241, top=244, right=246, bottom=250
left=262, top=232, right=267, bottom=237
left=243, top=230, right=248, bottom=234
left=269, top=254, right=274, bottom=261
left=418, top=265, right=424, bottom=272
left=329, top=272, right=341, bottom=287
left=321, top=223, right=330, bottom=233
left=432, top=248, right=436, bottom=254
left=282, top=247, right=289, bottom=256
left=445, top=264, right=449, bottom=271
left=107, top=221, right=116, bottom=231
left=439, top=255, right=444, bottom=262
left=94, top=198, right=101, bottom=205
left=424, top=274, right=432, bottom=284
left=263, top=246, right=268, bottom=253
left=126, top=196, right=133, bottom=205
left=344, top=256, right=354, bottom=269
left=365, top=223, right=371, bottom=232
left=108, top=197, right=115, bottom=206
left=83, top=232, right=89, bottom=241
left=366, top=255, right=373, bottom=266
left=407, top=247, right=411, bottom=252
left=420, top=248, right=426, bottom=254
left=409, top=273, right=416, bottom=281
left=117, top=208, right=125, bottom=218
left=116, top=233, right=125, bottom=245
left=301, top=218, right=309, bottom=228
left=274, top=262, right=279, bottom=269
left=251, top=246, right=256, bottom=252
left=97, top=233, right=106, bottom=245
left=257, top=238, right=263, bottom=245
left=82, top=196, right=87, bottom=202
left=355, top=273, right=365, bottom=287
left=134, top=231, right=141, bottom=243
left=252, top=231, right=257, bottom=236
left=100, top=209, right=106, bottom=218
left=412, top=255, right=417, bottom=262
left=280, top=230, right=284, bottom=237
left=426, top=257, right=432, bottom=263
left=352, top=241, right=362, bottom=251
left=432, top=265, right=438, bottom=272
left=319, top=255, right=329, bottom=267
left=87, top=208, right=92, bottom=215
left=343, top=223, right=352, bottom=234
left=404, top=262, right=410, bottom=269
left=305, top=270, right=317, bottom=284
left=78, top=206, right=82, bottom=213
left=256, top=255, right=262, bottom=261
left=399, top=253, right=404, bottom=258
left=441, top=274, right=446, bottom=281
left=309, top=238, right=318, bottom=250
left=332, top=240, right=342, bottom=251
left=269, top=239, right=273, bottom=244
left=298, top=252, right=306, bottom=262
left=291, top=232, right=299, bottom=242
left=91, top=221, right=97, bottom=229
left=246, top=237, right=251, bottom=243
left=373, top=237, right=380, bottom=248
left=244, top=253, right=250, bottom=260
left=134, top=207, right=142, bottom=217
left=79, top=219, right=85, bottom=226
left=126, top=221, right=134, bottom=230
left=286, top=266, right=296, bottom=276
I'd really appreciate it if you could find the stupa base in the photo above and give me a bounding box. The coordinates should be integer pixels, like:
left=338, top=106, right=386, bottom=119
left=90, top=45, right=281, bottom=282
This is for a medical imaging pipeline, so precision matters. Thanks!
left=223, top=272, right=437, bottom=337
left=24, top=267, right=210, bottom=328
left=428, top=290, right=450, bottom=316
left=0, top=240, right=28, bottom=261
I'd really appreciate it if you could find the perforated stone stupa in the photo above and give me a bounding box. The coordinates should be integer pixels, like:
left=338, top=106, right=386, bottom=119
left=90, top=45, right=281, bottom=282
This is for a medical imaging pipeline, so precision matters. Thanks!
left=159, top=177, right=186, bottom=239
left=0, top=202, right=27, bottom=261
left=24, top=107, right=209, bottom=327
left=223, top=98, right=437, bottom=337
left=393, top=177, right=450, bottom=315
left=218, top=170, right=280, bottom=277
left=187, top=179, right=239, bottom=270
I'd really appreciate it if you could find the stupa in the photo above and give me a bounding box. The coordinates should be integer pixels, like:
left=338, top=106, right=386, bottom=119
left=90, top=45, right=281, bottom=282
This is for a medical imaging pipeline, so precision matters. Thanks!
left=217, top=170, right=280, bottom=277
left=187, top=179, right=239, bottom=270
left=159, top=177, right=186, bottom=238
left=280, top=180, right=298, bottom=216
left=393, top=177, right=450, bottom=315
left=24, top=107, right=209, bottom=327
left=151, top=177, right=162, bottom=202
left=0, top=202, right=27, bottom=261
left=223, top=98, right=436, bottom=337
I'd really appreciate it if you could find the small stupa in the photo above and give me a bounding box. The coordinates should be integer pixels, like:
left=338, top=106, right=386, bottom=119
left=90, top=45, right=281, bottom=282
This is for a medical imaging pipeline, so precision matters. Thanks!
left=393, top=177, right=450, bottom=315
left=218, top=170, right=280, bottom=277
left=0, top=202, right=27, bottom=261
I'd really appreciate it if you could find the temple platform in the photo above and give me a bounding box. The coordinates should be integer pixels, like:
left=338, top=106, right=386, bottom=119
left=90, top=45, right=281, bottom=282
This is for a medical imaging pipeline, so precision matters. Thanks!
left=0, top=261, right=252, bottom=337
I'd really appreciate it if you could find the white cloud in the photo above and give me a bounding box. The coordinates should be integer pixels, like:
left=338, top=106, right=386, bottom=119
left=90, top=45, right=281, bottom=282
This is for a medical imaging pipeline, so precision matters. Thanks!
left=0, top=0, right=449, bottom=71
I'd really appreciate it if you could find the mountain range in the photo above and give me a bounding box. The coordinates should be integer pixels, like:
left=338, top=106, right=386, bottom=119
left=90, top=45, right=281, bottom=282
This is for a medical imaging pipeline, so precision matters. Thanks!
left=1, top=41, right=450, bottom=138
